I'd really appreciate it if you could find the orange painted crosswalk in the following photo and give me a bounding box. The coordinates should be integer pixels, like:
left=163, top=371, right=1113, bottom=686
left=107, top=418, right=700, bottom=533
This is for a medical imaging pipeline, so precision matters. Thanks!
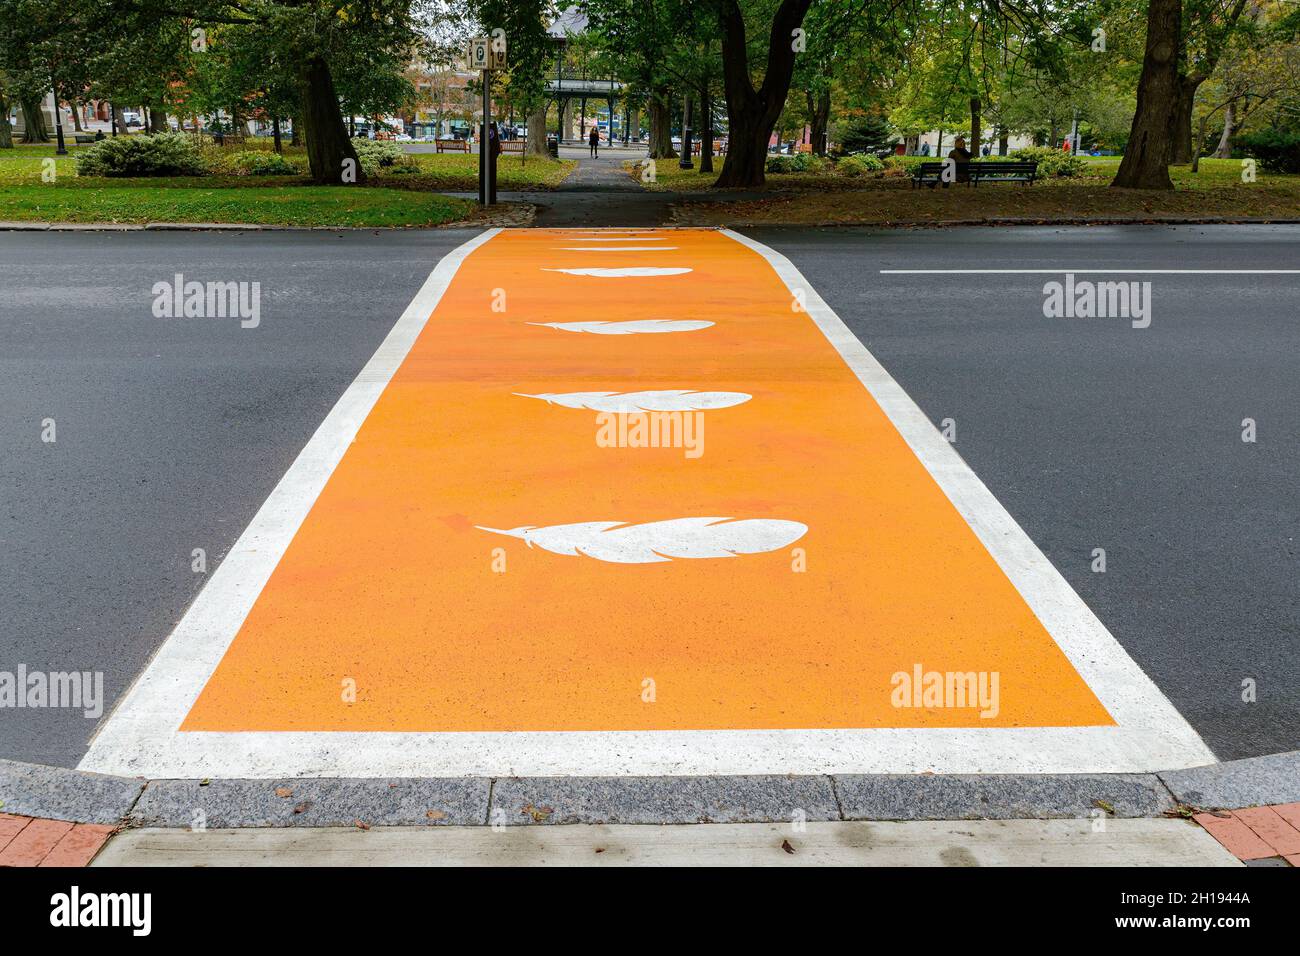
left=181, top=228, right=1111, bottom=734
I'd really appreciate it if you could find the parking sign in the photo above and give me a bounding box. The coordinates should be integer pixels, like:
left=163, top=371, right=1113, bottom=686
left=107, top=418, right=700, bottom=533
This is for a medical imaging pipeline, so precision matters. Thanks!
left=469, top=36, right=506, bottom=70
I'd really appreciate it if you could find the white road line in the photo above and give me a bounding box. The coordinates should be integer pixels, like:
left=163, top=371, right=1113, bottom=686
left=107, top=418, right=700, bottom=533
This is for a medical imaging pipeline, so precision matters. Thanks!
left=726, top=227, right=1215, bottom=775
left=79, top=227, right=1218, bottom=779
left=881, top=269, right=1300, bottom=274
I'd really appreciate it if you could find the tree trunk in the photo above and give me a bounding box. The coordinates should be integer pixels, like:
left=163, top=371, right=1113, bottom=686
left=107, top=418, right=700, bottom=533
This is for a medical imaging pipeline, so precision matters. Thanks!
left=70, top=101, right=83, bottom=133
left=970, top=96, right=981, bottom=156
left=149, top=103, right=167, bottom=133
left=714, top=0, right=815, bottom=187
left=700, top=87, right=714, bottom=173
left=0, top=96, right=11, bottom=148
left=1212, top=100, right=1235, bottom=159
left=648, top=90, right=676, bottom=159
left=1169, top=75, right=1201, bottom=165
left=526, top=105, right=548, bottom=157
left=290, top=111, right=301, bottom=147
left=272, top=115, right=282, bottom=153
left=20, top=95, right=50, bottom=142
left=301, top=56, right=363, bottom=184
left=806, top=87, right=830, bottom=156
left=997, top=126, right=1009, bottom=155
left=1112, top=0, right=1181, bottom=189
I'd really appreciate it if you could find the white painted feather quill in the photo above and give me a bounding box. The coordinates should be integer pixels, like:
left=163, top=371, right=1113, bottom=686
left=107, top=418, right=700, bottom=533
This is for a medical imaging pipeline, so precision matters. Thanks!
left=476, top=517, right=808, bottom=563
left=517, top=390, right=751, bottom=412
left=543, top=267, right=691, bottom=277
left=528, top=320, right=713, bottom=335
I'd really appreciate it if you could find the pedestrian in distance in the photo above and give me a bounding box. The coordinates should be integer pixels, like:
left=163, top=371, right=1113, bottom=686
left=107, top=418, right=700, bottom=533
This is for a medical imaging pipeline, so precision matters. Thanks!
left=589, top=124, right=600, bottom=158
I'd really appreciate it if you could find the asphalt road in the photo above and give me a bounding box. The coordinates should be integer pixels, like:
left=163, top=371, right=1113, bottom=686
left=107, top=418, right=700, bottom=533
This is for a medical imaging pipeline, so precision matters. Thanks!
left=751, top=224, right=1300, bottom=761
left=0, top=229, right=477, bottom=766
left=1, top=224, right=1295, bottom=766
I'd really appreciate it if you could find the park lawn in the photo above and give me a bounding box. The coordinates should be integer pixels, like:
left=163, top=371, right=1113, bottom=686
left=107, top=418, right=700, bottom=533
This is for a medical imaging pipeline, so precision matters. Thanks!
left=0, top=142, right=477, bottom=226
left=0, top=182, right=475, bottom=227
left=666, top=157, right=1300, bottom=225
left=406, top=152, right=575, bottom=190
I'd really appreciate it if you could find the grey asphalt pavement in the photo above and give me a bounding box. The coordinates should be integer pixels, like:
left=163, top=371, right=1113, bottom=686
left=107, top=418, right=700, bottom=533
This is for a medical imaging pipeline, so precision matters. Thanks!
left=0, top=229, right=476, bottom=766
left=0, top=223, right=1295, bottom=768
left=750, top=224, right=1300, bottom=761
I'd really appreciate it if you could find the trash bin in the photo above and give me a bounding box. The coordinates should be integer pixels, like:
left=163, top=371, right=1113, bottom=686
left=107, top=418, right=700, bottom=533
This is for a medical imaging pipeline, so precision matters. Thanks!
left=546, top=134, right=559, bottom=160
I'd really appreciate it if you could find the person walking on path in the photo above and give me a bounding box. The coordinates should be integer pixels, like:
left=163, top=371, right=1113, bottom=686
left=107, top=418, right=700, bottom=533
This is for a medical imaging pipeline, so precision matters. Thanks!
left=589, top=125, right=600, bottom=158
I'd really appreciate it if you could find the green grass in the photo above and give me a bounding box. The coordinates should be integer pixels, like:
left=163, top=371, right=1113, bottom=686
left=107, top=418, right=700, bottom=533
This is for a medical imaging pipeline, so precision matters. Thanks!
left=0, top=140, right=571, bottom=226
left=407, top=152, right=575, bottom=190
left=0, top=182, right=473, bottom=227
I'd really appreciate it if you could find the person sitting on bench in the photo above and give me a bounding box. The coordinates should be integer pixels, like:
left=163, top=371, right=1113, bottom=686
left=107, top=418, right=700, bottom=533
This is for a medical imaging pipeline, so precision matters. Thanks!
left=948, top=136, right=972, bottom=183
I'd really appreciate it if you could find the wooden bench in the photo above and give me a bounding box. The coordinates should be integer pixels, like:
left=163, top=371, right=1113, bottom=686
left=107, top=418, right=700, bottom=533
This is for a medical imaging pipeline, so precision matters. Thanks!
left=435, top=139, right=469, bottom=153
left=499, top=140, right=525, bottom=153
left=73, top=132, right=97, bottom=144
left=912, top=160, right=1037, bottom=188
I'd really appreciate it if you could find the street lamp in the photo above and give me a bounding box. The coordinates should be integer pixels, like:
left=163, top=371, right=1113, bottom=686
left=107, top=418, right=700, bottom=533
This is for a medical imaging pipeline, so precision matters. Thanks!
left=51, top=76, right=67, bottom=155
left=678, top=93, right=694, bottom=170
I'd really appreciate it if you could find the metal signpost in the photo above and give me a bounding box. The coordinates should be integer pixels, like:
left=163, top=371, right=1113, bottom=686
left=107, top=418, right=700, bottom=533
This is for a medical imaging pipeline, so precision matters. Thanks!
left=469, top=36, right=507, bottom=206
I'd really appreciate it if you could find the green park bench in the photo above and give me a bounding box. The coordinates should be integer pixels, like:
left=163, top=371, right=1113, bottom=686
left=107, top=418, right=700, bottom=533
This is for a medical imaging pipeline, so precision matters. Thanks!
left=911, top=160, right=1038, bottom=188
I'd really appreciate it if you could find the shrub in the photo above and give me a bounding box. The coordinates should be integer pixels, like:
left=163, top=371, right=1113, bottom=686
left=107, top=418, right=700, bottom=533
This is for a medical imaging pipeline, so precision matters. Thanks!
left=837, top=153, right=884, bottom=177
left=351, top=137, right=406, bottom=176
left=1235, top=130, right=1300, bottom=174
left=1008, top=146, right=1088, bottom=177
left=75, top=133, right=207, bottom=177
left=766, top=153, right=797, bottom=174
left=227, top=150, right=300, bottom=176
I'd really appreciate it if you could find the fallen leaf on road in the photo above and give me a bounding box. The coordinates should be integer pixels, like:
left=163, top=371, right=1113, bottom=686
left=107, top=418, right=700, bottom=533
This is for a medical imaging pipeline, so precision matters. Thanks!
left=292, top=801, right=312, bottom=815
left=781, top=839, right=796, bottom=855
left=426, top=810, right=446, bottom=820
left=275, top=787, right=294, bottom=798
left=354, top=819, right=371, bottom=830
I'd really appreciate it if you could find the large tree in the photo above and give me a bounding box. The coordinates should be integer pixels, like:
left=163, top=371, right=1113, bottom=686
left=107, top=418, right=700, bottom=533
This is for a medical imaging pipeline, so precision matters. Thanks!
left=715, top=0, right=815, bottom=186
left=1112, top=0, right=1182, bottom=187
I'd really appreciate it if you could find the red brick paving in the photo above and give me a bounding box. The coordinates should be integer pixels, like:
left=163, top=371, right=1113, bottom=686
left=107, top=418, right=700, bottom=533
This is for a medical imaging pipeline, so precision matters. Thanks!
left=40, top=823, right=118, bottom=867
left=1195, top=804, right=1300, bottom=864
left=1231, top=806, right=1300, bottom=857
left=0, top=814, right=116, bottom=867
left=1272, top=802, right=1300, bottom=831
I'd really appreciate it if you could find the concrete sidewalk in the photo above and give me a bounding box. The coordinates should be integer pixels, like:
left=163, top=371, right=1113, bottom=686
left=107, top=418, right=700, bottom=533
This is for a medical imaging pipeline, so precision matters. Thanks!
left=90, top=819, right=1239, bottom=867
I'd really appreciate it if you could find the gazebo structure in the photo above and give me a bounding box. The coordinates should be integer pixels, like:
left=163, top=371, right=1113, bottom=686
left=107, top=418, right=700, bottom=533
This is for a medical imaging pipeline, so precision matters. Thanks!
left=546, top=6, right=635, bottom=144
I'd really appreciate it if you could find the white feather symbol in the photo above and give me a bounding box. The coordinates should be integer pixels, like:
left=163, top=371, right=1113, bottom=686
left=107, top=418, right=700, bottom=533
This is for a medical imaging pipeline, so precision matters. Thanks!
left=543, top=267, right=691, bottom=277
left=529, top=320, right=714, bottom=335
left=517, top=390, right=751, bottom=412
left=476, top=518, right=808, bottom=563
